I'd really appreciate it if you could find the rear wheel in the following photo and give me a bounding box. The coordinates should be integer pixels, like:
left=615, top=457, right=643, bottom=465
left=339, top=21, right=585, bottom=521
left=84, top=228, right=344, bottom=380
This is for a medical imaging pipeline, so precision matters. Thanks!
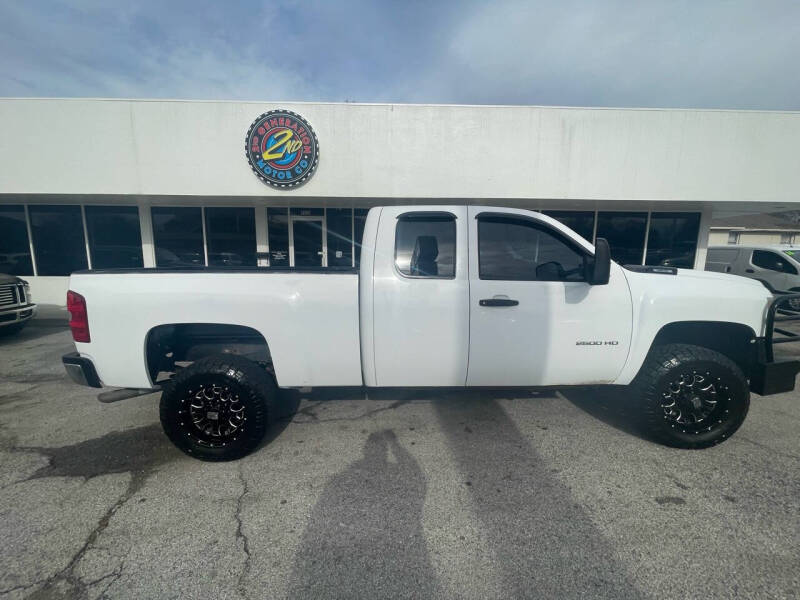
left=631, top=343, right=749, bottom=449
left=159, top=354, right=277, bottom=461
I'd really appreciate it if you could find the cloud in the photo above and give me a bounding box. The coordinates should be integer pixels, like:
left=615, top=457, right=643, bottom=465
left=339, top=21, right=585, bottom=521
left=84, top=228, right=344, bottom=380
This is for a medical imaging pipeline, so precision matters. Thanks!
left=0, top=0, right=798, bottom=109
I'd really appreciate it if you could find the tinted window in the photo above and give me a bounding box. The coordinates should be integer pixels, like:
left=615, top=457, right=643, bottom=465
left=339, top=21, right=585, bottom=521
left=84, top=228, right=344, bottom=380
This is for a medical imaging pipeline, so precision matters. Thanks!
left=85, top=206, right=143, bottom=269
left=596, top=212, right=647, bottom=265
left=645, top=212, right=700, bottom=269
left=0, top=205, right=33, bottom=276
left=478, top=216, right=586, bottom=281
left=205, top=207, right=256, bottom=267
left=395, top=214, right=456, bottom=278
left=327, top=208, right=354, bottom=267
left=752, top=250, right=797, bottom=274
left=29, top=205, right=88, bottom=276
left=354, top=208, right=368, bottom=266
left=267, top=207, right=289, bottom=267
left=151, top=207, right=204, bottom=267
left=542, top=211, right=595, bottom=242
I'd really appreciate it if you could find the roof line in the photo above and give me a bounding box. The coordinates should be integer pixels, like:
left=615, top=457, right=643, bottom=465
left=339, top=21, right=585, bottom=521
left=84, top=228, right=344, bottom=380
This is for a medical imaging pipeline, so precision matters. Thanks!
left=1, top=97, right=799, bottom=115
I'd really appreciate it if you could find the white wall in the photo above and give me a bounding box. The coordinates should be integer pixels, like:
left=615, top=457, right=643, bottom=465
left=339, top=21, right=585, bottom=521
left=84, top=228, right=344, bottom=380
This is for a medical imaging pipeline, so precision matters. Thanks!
left=709, top=231, right=730, bottom=245
left=709, top=230, right=798, bottom=246
left=2, top=99, right=800, bottom=202
left=28, top=277, right=69, bottom=306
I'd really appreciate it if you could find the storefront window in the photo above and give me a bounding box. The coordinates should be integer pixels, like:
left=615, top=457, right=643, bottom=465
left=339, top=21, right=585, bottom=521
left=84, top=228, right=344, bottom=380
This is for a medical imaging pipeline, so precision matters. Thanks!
left=0, top=205, right=34, bottom=276
left=354, top=209, right=368, bottom=266
left=267, top=207, right=289, bottom=267
left=542, top=211, right=595, bottom=243
left=205, top=207, right=256, bottom=267
left=596, top=212, right=647, bottom=266
left=85, top=206, right=144, bottom=269
left=151, top=207, right=204, bottom=267
left=29, top=205, right=88, bottom=276
left=645, top=212, right=701, bottom=268
left=326, top=208, right=354, bottom=267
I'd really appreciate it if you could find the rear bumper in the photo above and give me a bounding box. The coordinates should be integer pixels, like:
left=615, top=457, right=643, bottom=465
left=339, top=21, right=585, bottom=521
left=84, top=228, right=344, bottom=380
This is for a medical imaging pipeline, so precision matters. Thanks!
left=62, top=352, right=102, bottom=388
left=0, top=303, right=36, bottom=327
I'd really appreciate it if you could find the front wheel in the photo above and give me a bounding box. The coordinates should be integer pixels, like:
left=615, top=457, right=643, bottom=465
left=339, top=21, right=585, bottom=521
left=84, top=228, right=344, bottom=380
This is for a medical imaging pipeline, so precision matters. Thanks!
left=160, top=354, right=277, bottom=461
left=631, top=343, right=749, bottom=449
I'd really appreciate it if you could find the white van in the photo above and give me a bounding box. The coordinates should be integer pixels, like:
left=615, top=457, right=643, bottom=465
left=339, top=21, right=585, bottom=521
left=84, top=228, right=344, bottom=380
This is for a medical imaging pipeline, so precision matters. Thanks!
left=706, top=245, right=800, bottom=292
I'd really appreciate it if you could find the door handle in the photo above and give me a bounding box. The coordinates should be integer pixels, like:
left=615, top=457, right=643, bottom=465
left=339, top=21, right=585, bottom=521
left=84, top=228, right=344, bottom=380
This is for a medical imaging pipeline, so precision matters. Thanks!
left=745, top=268, right=754, bottom=273
left=479, top=298, right=519, bottom=307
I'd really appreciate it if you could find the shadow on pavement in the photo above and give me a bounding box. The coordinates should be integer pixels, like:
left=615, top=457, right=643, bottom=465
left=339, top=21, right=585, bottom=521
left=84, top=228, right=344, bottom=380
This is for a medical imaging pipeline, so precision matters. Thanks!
left=0, top=320, right=68, bottom=345
left=286, top=429, right=440, bottom=598
left=433, top=392, right=644, bottom=599
left=559, top=385, right=652, bottom=443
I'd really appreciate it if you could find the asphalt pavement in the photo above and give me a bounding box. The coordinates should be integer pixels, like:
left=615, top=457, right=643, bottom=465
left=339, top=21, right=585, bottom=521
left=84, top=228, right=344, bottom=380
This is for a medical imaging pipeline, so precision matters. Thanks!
left=0, top=317, right=798, bottom=599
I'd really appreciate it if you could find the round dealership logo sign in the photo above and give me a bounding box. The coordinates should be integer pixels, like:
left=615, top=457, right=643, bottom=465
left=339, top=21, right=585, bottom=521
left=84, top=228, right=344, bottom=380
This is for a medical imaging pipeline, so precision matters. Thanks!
left=245, top=110, right=319, bottom=188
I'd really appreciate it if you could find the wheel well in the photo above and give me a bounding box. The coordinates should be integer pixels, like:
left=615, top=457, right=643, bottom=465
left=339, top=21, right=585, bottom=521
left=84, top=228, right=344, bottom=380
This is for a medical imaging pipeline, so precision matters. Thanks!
left=145, top=323, right=271, bottom=383
left=650, top=321, right=757, bottom=377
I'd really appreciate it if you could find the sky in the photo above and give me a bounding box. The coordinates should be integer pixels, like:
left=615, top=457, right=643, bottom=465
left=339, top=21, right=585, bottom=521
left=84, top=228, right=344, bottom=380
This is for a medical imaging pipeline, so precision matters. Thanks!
left=1, top=0, right=799, bottom=110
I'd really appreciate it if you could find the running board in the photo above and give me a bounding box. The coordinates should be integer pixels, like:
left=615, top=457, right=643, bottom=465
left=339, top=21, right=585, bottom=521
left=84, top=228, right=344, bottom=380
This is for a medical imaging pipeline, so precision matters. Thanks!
left=98, top=387, right=161, bottom=404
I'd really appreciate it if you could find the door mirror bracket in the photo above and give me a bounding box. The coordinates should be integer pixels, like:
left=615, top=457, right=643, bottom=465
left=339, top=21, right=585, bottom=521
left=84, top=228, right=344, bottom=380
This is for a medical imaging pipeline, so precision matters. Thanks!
left=588, top=238, right=611, bottom=285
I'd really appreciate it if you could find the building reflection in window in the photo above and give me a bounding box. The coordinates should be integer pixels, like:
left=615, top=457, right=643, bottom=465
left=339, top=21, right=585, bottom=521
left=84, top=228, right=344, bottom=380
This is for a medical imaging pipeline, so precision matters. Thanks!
left=596, top=212, right=648, bottom=266
left=645, top=212, right=701, bottom=269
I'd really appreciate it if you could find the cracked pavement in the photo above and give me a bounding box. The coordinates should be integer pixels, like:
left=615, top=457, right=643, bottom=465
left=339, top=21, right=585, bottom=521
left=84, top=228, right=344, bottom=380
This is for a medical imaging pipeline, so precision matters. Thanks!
left=1, top=318, right=799, bottom=599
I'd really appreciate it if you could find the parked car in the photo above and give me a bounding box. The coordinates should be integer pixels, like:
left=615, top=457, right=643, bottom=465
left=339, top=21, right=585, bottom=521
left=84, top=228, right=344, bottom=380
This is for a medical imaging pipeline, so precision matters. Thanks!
left=706, top=244, right=800, bottom=293
left=0, top=274, right=36, bottom=336
left=62, top=206, right=799, bottom=460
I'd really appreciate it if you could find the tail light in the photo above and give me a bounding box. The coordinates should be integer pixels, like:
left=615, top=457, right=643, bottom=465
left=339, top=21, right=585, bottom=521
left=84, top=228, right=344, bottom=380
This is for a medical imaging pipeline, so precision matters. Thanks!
left=67, top=290, right=90, bottom=343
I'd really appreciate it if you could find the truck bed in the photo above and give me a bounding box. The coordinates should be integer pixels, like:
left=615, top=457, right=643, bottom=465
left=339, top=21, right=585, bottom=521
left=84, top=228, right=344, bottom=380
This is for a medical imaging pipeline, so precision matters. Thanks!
left=69, top=269, right=362, bottom=389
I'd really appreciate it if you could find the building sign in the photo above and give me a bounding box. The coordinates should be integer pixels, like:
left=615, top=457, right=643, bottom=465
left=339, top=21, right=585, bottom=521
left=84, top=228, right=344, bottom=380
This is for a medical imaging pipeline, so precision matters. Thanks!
left=245, top=110, right=319, bottom=189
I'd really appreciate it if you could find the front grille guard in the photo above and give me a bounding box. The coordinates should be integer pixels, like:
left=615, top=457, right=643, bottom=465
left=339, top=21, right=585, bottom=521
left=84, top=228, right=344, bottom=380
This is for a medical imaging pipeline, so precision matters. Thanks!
left=765, top=293, right=800, bottom=361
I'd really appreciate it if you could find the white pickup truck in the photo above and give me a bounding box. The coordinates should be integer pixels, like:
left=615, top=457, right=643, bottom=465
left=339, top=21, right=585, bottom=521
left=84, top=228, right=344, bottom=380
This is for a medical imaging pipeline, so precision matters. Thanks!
left=62, top=206, right=800, bottom=460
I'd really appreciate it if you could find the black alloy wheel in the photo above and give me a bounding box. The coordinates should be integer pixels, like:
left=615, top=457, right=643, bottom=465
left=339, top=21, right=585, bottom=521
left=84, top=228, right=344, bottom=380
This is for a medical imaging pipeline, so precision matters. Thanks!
left=633, top=343, right=749, bottom=449
left=160, top=354, right=277, bottom=461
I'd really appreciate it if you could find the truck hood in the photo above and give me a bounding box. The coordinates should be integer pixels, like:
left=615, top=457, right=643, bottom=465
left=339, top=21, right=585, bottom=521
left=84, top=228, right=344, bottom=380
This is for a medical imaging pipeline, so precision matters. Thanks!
left=0, top=273, right=23, bottom=285
left=621, top=265, right=772, bottom=338
left=673, top=268, right=768, bottom=291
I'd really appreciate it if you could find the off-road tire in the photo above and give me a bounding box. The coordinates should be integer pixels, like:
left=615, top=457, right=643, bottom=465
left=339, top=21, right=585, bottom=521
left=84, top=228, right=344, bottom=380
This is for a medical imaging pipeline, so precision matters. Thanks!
left=631, top=343, right=749, bottom=449
left=160, top=354, right=277, bottom=461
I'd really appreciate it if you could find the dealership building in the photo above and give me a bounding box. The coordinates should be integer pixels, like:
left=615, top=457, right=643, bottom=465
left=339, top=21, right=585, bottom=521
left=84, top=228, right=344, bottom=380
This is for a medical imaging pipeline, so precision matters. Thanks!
left=1, top=98, right=799, bottom=305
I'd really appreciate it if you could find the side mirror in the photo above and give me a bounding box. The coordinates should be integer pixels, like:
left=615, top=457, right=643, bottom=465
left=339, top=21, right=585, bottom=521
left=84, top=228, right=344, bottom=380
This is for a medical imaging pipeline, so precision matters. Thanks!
left=588, top=238, right=611, bottom=285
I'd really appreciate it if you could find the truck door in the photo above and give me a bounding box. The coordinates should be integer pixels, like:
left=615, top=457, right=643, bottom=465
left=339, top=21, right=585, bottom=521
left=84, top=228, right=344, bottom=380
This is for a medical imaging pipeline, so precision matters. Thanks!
left=371, top=206, right=469, bottom=386
left=466, top=207, right=632, bottom=386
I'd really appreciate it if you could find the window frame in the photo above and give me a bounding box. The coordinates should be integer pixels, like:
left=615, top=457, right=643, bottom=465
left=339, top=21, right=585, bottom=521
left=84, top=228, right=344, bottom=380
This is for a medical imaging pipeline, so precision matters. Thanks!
left=475, top=212, right=591, bottom=282
left=0, top=204, right=35, bottom=276
left=203, top=206, right=258, bottom=267
left=751, top=249, right=797, bottom=274
left=84, top=205, right=144, bottom=270
left=28, top=204, right=89, bottom=276
left=150, top=205, right=206, bottom=267
left=393, top=211, right=457, bottom=280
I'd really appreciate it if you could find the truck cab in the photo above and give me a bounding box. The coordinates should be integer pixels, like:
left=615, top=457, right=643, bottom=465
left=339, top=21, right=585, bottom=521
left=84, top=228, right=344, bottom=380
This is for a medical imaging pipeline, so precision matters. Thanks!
left=361, top=206, right=630, bottom=387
